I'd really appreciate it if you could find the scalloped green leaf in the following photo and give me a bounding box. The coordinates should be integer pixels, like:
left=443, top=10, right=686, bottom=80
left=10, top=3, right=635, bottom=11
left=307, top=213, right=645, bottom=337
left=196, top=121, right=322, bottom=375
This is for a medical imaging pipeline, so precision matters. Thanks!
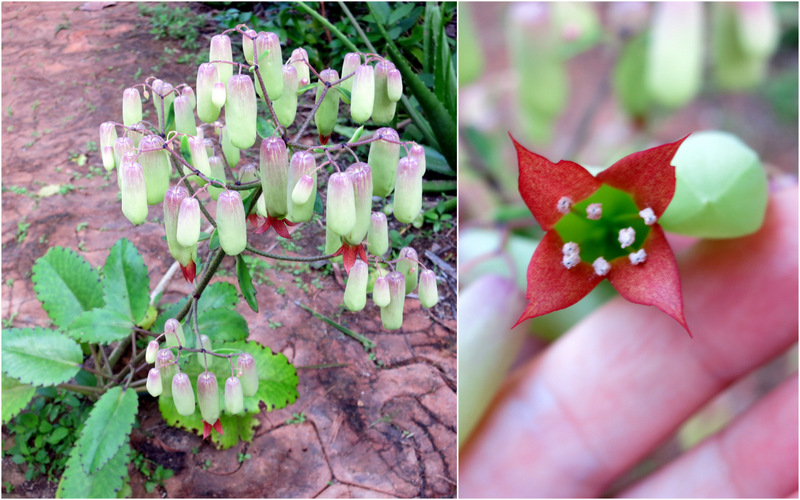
left=103, top=238, right=150, bottom=324
left=67, top=308, right=133, bottom=345
left=197, top=309, right=249, bottom=342
left=236, top=255, right=258, bottom=313
left=2, top=328, right=82, bottom=386
left=57, top=441, right=130, bottom=498
left=2, top=374, right=36, bottom=424
left=31, top=246, right=104, bottom=328
left=198, top=282, right=239, bottom=312
left=77, top=387, right=138, bottom=474
left=158, top=395, right=259, bottom=449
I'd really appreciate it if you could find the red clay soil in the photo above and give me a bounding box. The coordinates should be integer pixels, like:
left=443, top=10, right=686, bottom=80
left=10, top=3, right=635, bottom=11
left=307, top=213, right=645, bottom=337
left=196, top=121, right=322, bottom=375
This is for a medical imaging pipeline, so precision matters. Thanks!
left=1, top=3, right=456, bottom=497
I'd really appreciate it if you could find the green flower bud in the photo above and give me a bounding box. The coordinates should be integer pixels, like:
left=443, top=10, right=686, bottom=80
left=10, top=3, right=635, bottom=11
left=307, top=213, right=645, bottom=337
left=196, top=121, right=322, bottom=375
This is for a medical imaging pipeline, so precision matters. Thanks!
left=340, top=53, right=361, bottom=92
left=216, top=190, right=247, bottom=255
left=350, top=65, right=374, bottom=124
left=188, top=135, right=212, bottom=185
left=380, top=271, right=405, bottom=330
left=174, top=95, right=197, bottom=136
left=408, top=143, right=426, bottom=176
left=326, top=172, right=356, bottom=237
left=372, top=275, right=390, bottom=307
left=99, top=122, right=118, bottom=170
left=197, top=371, right=220, bottom=424
left=113, top=137, right=135, bottom=186
left=372, top=61, right=397, bottom=125
left=182, top=86, right=196, bottom=110
left=209, top=34, right=233, bottom=87
left=102, top=146, right=116, bottom=173
left=387, top=68, right=403, bottom=102
left=196, top=334, right=212, bottom=370
left=221, top=126, right=240, bottom=169
left=177, top=197, right=201, bottom=248
left=147, top=367, right=163, bottom=397
left=344, top=163, right=373, bottom=245
left=314, top=69, right=340, bottom=142
left=325, top=223, right=342, bottom=255
left=289, top=47, right=310, bottom=86
left=344, top=260, right=369, bottom=312
left=127, top=123, right=146, bottom=148
left=120, top=155, right=148, bottom=226
left=172, top=372, right=196, bottom=416
left=287, top=151, right=317, bottom=223
left=196, top=63, right=221, bottom=123
left=163, top=185, right=195, bottom=267
left=396, top=247, right=419, bottom=294
left=225, top=74, right=257, bottom=150
left=145, top=340, right=159, bottom=364
left=418, top=269, right=439, bottom=308
left=208, top=156, right=226, bottom=201
left=164, top=318, right=186, bottom=347
left=368, top=127, right=400, bottom=198
left=254, top=32, right=284, bottom=101
left=225, top=376, right=244, bottom=415
left=155, top=349, right=177, bottom=398
left=138, top=135, right=172, bottom=205
left=236, top=353, right=258, bottom=397
left=392, top=157, right=422, bottom=224
left=259, top=136, right=290, bottom=218
left=274, top=64, right=299, bottom=127
left=122, top=88, right=142, bottom=127
left=242, top=29, right=257, bottom=65
left=212, top=82, right=226, bottom=109
left=367, top=212, right=389, bottom=257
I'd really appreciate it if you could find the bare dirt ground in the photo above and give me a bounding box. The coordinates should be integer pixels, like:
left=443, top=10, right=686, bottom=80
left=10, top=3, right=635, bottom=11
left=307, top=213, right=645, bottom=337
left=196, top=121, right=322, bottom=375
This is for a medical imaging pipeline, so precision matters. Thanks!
left=1, top=3, right=456, bottom=497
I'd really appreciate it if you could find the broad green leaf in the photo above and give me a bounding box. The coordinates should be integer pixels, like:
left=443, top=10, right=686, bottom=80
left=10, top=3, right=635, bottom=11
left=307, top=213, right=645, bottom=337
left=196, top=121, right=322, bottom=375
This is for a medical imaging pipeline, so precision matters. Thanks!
left=57, top=442, right=130, bottom=498
left=31, top=246, right=104, bottom=328
left=198, top=282, right=239, bottom=312
left=159, top=396, right=259, bottom=449
left=313, top=190, right=324, bottom=215
left=2, top=328, right=82, bottom=386
left=67, top=308, right=133, bottom=345
left=47, top=426, right=70, bottom=444
left=236, top=255, right=259, bottom=313
left=103, top=238, right=150, bottom=324
left=197, top=309, right=249, bottom=342
left=77, top=387, right=138, bottom=474
left=2, top=374, right=36, bottom=424
left=256, top=115, right=275, bottom=139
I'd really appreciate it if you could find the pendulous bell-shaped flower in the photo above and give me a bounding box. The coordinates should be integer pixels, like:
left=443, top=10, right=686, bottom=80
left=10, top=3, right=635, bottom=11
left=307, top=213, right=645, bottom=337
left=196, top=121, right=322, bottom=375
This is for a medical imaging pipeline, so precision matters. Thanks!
left=344, top=260, right=369, bottom=312
left=380, top=271, right=406, bottom=330
left=172, top=372, right=196, bottom=416
left=225, top=74, right=257, bottom=149
left=368, top=127, right=401, bottom=198
left=216, top=190, right=247, bottom=256
left=236, top=353, right=258, bottom=397
left=314, top=69, right=340, bottom=144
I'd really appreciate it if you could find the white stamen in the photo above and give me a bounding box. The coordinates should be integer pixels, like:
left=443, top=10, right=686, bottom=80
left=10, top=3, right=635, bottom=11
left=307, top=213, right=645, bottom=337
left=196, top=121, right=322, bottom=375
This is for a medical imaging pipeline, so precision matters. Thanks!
left=629, top=249, right=647, bottom=265
left=639, top=207, right=657, bottom=225
left=592, top=257, right=610, bottom=276
left=562, top=253, right=580, bottom=269
left=562, top=242, right=579, bottom=256
left=557, top=196, right=573, bottom=214
left=586, top=203, right=602, bottom=220
left=618, top=227, right=636, bottom=248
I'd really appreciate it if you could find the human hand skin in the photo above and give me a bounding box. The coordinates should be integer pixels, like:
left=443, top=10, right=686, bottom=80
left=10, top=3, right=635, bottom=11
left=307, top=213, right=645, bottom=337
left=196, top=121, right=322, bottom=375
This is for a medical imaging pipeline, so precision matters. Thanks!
left=459, top=186, right=798, bottom=498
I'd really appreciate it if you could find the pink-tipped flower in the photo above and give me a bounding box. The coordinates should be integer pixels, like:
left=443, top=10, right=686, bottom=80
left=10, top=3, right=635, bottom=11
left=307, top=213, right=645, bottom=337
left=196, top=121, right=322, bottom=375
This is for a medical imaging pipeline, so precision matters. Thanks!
left=209, top=34, right=233, bottom=86
left=146, top=367, right=163, bottom=397
left=392, top=157, right=422, bottom=224
left=137, top=135, right=172, bottom=205
left=212, top=82, right=226, bottom=109
left=396, top=247, right=419, bottom=294
left=259, top=136, right=290, bottom=219
left=236, top=353, right=258, bottom=397
left=291, top=175, right=314, bottom=205
left=177, top=197, right=201, bottom=248
left=120, top=154, right=148, bottom=226
left=344, top=260, right=369, bottom=311
left=314, top=68, right=340, bottom=144
left=195, top=334, right=212, bottom=370
left=408, top=143, right=426, bottom=176
left=368, top=127, right=400, bottom=198
left=99, top=122, right=118, bottom=170
left=350, top=65, right=375, bottom=124
left=253, top=32, right=284, bottom=100
left=173, top=95, right=197, bottom=136
left=182, top=86, right=196, bottom=109
left=418, top=269, right=439, bottom=308
left=155, top=349, right=177, bottom=398
left=113, top=136, right=134, bottom=183
left=344, top=162, right=373, bottom=245
left=163, top=185, right=196, bottom=281
left=197, top=371, right=220, bottom=424
left=326, top=172, right=356, bottom=237
left=242, top=29, right=258, bottom=64
left=172, top=372, right=196, bottom=416
left=225, top=376, right=244, bottom=414
left=387, top=68, right=403, bottom=102
left=145, top=340, right=159, bottom=364
left=289, top=47, right=310, bottom=86
left=372, top=274, right=390, bottom=307
left=340, top=53, right=361, bottom=92
left=274, top=64, right=299, bottom=127
left=208, top=155, right=227, bottom=201
left=164, top=318, right=186, bottom=348
left=372, top=61, right=397, bottom=124
left=216, top=190, right=247, bottom=256
left=367, top=212, right=389, bottom=256
left=122, top=88, right=142, bottom=126
left=196, top=63, right=221, bottom=123
left=225, top=74, right=257, bottom=149
left=380, top=271, right=406, bottom=330
left=286, top=151, right=317, bottom=223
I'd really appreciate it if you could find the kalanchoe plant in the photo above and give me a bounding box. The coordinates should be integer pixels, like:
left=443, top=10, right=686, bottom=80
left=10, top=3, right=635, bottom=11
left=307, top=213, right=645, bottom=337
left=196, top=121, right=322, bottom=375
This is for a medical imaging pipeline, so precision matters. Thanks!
left=512, top=134, right=692, bottom=335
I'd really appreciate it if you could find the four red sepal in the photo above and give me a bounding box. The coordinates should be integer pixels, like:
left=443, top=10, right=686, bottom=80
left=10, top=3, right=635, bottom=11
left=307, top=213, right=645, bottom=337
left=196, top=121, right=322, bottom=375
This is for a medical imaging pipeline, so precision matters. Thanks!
left=202, top=418, right=224, bottom=441
left=179, top=259, right=196, bottom=283
left=332, top=242, right=368, bottom=274
left=247, top=213, right=297, bottom=239
left=319, top=134, right=330, bottom=145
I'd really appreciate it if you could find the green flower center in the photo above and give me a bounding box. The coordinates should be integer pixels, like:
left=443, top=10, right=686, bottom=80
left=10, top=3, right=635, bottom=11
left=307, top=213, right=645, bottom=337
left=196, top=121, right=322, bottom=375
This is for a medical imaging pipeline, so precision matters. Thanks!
left=554, top=184, right=652, bottom=264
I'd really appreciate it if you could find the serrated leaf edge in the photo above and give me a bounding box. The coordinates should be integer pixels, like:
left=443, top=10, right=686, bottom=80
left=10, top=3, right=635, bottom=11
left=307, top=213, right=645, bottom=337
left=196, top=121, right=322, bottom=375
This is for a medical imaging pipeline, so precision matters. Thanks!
left=77, top=387, right=138, bottom=474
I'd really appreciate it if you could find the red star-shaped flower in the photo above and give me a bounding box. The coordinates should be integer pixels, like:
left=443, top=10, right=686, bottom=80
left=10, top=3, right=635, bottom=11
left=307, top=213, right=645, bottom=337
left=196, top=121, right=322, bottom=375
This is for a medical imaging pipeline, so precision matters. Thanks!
left=247, top=214, right=297, bottom=239
left=512, top=133, right=692, bottom=336
left=332, top=242, right=368, bottom=274
left=202, top=418, right=224, bottom=440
